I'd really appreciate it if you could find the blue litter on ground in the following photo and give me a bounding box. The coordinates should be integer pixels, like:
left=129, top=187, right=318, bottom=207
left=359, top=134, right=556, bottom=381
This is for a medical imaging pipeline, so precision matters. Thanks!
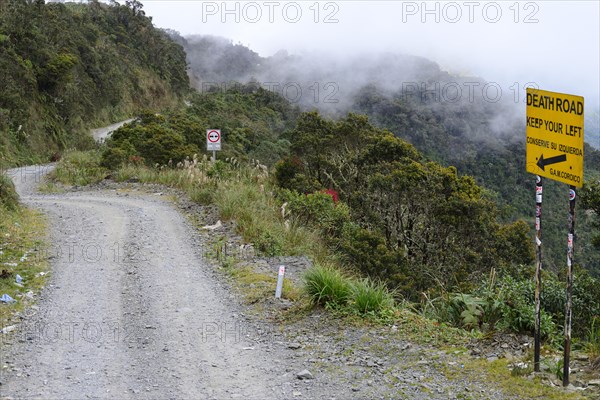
left=0, top=294, right=16, bottom=304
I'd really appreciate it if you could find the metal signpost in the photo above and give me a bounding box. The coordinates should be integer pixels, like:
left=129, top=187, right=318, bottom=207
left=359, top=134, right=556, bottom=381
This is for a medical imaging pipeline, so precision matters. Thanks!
left=526, top=88, right=584, bottom=386
left=533, top=174, right=543, bottom=372
left=206, top=129, right=221, bottom=161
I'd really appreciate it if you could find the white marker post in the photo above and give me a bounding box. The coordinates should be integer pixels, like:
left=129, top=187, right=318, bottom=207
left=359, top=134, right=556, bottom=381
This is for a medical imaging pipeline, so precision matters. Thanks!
left=275, top=265, right=285, bottom=299
left=206, top=129, right=221, bottom=161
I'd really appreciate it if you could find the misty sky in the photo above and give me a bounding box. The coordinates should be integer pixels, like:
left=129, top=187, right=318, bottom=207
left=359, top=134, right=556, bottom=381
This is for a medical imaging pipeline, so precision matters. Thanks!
left=140, top=0, right=600, bottom=108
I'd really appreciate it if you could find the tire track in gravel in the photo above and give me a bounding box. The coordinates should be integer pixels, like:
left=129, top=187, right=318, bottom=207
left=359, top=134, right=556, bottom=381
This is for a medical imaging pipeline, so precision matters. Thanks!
left=1, top=169, right=283, bottom=399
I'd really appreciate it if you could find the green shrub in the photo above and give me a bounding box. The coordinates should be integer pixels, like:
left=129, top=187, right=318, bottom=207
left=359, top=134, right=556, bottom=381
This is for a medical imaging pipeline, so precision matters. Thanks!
left=189, top=186, right=214, bottom=205
left=350, top=279, right=395, bottom=316
left=571, top=269, right=600, bottom=337
left=137, top=124, right=196, bottom=166
left=492, top=271, right=600, bottom=339
left=304, top=265, right=353, bottom=309
left=338, top=222, right=405, bottom=284
left=281, top=189, right=351, bottom=237
left=101, top=147, right=128, bottom=170
left=444, top=293, right=487, bottom=329
left=586, top=316, right=600, bottom=357
left=274, top=156, right=320, bottom=193
left=254, top=229, right=284, bottom=256
left=0, top=174, right=19, bottom=211
left=495, top=275, right=557, bottom=338
left=274, top=156, right=303, bottom=188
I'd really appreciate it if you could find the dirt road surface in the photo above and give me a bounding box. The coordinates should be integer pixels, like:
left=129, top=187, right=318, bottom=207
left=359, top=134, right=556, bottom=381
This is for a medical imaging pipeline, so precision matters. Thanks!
left=0, top=135, right=287, bottom=399
left=91, top=119, right=135, bottom=142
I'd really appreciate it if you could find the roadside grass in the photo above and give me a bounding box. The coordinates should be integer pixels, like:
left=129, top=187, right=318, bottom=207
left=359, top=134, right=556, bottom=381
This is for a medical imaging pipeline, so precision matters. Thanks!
left=114, top=160, right=335, bottom=263
left=440, top=357, right=585, bottom=400
left=303, top=264, right=398, bottom=320
left=214, top=180, right=327, bottom=259
left=0, top=203, right=48, bottom=329
left=304, top=265, right=352, bottom=309
left=0, top=174, right=19, bottom=210
left=585, top=316, right=600, bottom=360
left=37, top=180, right=66, bottom=194
left=47, top=149, right=107, bottom=187
left=221, top=264, right=301, bottom=305
left=351, top=278, right=396, bottom=316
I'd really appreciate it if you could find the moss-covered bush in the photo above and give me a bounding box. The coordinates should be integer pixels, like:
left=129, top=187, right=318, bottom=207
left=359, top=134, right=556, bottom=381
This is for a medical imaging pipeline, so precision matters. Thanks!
left=0, top=174, right=19, bottom=211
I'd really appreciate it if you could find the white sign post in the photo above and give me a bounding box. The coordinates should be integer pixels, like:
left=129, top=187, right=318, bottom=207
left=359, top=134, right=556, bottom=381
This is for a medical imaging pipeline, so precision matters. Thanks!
left=275, top=265, right=285, bottom=299
left=206, top=129, right=221, bottom=161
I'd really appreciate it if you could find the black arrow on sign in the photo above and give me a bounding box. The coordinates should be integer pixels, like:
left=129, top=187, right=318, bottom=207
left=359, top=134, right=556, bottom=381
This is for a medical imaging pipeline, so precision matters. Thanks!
left=537, top=154, right=567, bottom=171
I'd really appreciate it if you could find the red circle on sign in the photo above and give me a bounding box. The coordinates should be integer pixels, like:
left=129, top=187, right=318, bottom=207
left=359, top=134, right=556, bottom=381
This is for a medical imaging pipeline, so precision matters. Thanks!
left=207, top=130, right=220, bottom=143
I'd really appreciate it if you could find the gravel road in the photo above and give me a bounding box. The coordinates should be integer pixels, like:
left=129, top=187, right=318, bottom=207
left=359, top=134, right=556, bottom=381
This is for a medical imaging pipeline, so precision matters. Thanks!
left=91, top=119, right=135, bottom=142
left=0, top=120, right=293, bottom=399
left=1, top=167, right=289, bottom=399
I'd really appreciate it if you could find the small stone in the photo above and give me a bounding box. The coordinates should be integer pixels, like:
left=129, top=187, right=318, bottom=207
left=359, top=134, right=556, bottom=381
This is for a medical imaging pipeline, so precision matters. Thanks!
left=288, top=343, right=302, bottom=350
left=487, top=356, right=499, bottom=362
left=296, top=369, right=313, bottom=380
left=0, top=325, right=16, bottom=334
left=588, top=379, right=600, bottom=386
left=292, top=391, right=302, bottom=397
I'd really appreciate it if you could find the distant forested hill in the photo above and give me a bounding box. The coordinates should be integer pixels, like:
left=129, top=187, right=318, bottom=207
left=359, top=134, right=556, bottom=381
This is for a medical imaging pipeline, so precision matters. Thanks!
left=177, top=34, right=600, bottom=276
left=0, top=0, right=189, bottom=166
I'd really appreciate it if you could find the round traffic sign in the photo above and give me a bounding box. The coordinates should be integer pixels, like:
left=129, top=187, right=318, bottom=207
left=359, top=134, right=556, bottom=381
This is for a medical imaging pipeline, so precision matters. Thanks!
left=207, top=130, right=220, bottom=143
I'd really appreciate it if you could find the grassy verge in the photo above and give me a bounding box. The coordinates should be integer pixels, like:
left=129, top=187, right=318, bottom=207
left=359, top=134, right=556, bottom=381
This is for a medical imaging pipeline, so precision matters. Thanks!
left=586, top=316, right=600, bottom=360
left=43, top=150, right=108, bottom=190
left=115, top=161, right=335, bottom=262
left=1, top=177, right=48, bottom=329
left=443, top=357, right=585, bottom=400
left=304, top=264, right=397, bottom=318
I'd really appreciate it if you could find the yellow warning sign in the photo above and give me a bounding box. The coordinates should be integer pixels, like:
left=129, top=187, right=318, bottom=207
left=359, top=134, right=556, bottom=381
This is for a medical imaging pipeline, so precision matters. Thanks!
left=526, top=88, right=584, bottom=187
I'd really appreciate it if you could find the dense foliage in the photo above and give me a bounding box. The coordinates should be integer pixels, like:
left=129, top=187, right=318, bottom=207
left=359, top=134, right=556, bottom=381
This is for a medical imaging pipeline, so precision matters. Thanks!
left=0, top=173, right=18, bottom=211
left=0, top=0, right=188, bottom=167
left=101, top=84, right=298, bottom=168
left=350, top=85, right=600, bottom=276
left=581, top=179, right=600, bottom=249
left=276, top=111, right=534, bottom=298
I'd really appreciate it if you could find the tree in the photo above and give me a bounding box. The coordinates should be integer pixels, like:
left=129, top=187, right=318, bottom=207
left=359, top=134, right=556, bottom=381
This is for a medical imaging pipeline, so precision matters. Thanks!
left=581, top=180, right=600, bottom=249
left=280, top=111, right=534, bottom=297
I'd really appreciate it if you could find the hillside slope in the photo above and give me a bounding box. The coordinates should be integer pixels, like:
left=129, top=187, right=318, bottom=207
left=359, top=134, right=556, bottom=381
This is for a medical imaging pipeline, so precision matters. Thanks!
left=176, top=34, right=600, bottom=276
left=0, top=0, right=188, bottom=167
